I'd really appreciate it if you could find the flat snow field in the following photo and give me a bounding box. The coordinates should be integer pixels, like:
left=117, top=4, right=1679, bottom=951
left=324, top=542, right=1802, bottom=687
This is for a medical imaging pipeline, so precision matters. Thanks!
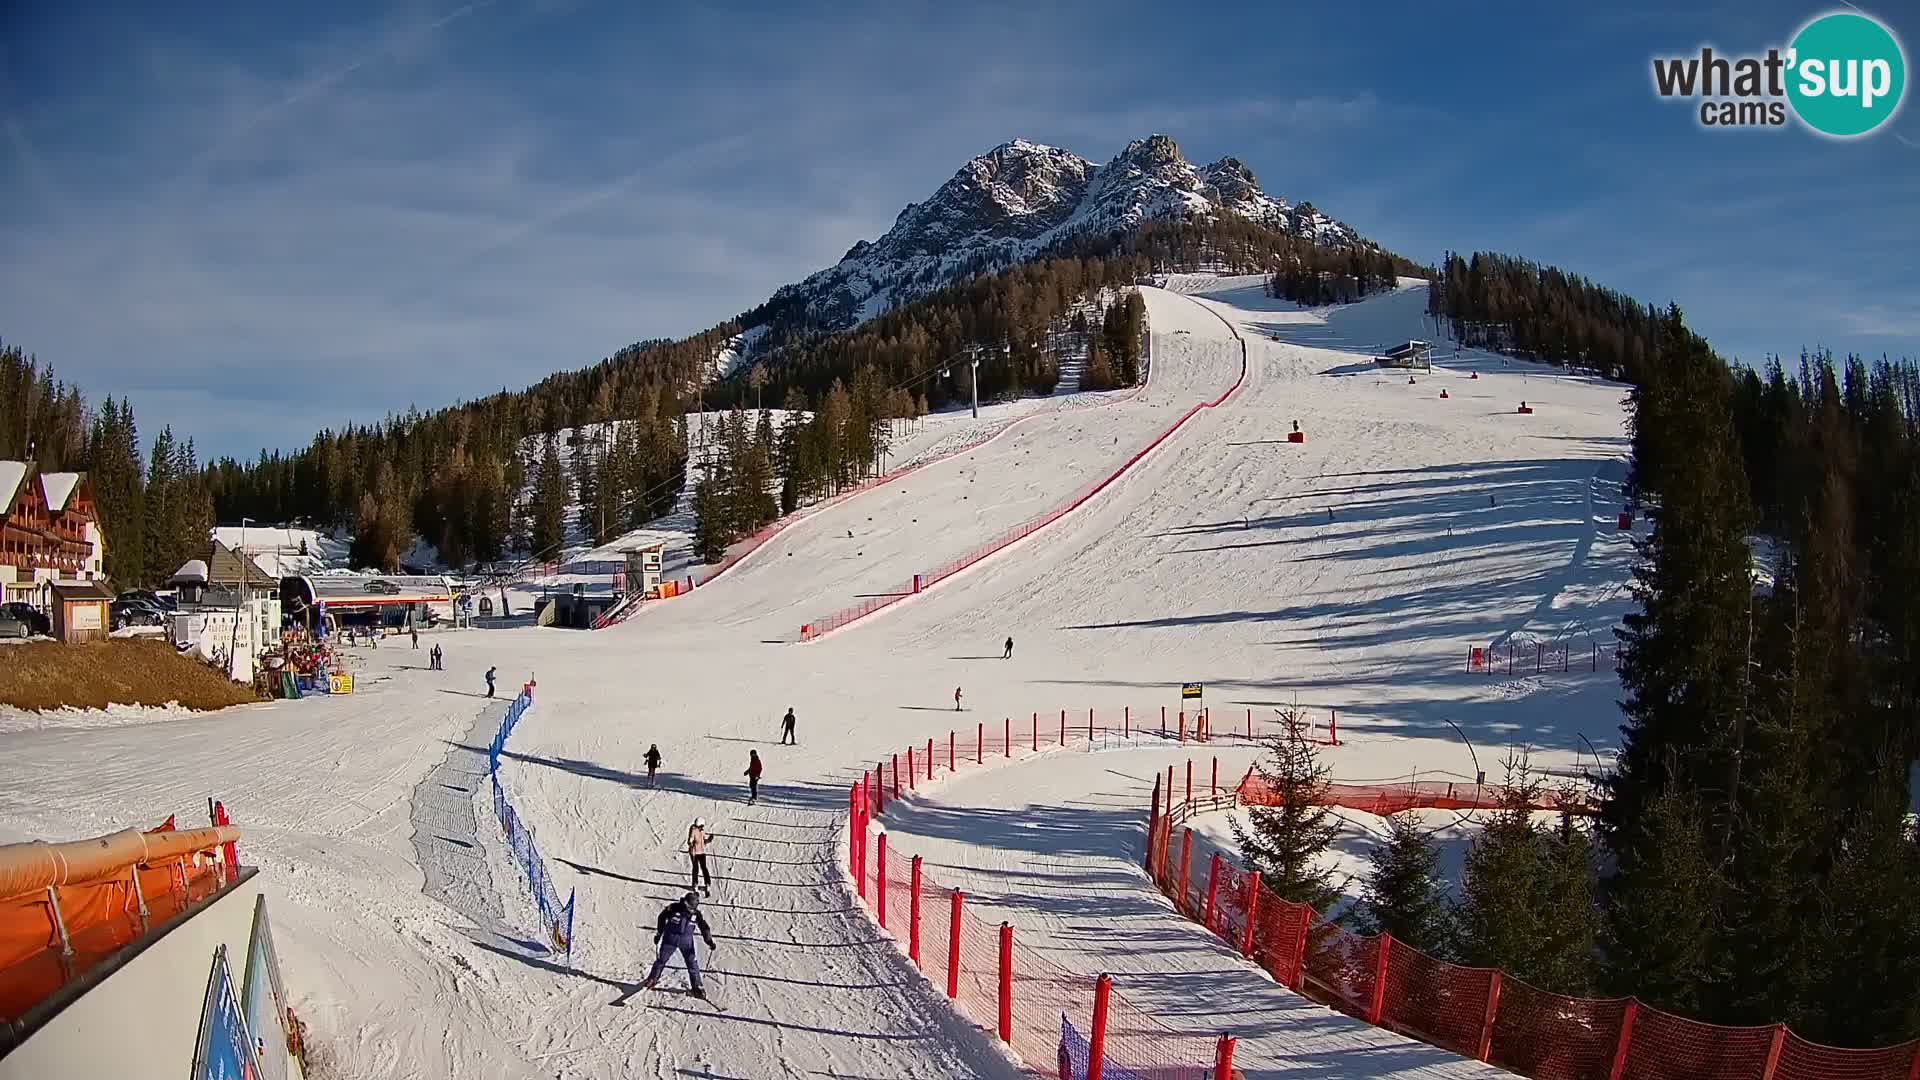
left=0, top=278, right=1635, bottom=1079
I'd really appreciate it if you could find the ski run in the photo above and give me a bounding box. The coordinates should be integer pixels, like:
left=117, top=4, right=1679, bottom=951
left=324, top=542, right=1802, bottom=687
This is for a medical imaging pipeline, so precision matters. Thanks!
left=0, top=275, right=1640, bottom=1078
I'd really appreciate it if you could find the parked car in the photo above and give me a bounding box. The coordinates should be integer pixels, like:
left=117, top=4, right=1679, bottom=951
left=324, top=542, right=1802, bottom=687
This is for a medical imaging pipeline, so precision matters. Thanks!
left=117, top=589, right=177, bottom=612
left=111, top=601, right=166, bottom=629
left=0, top=602, right=50, bottom=637
left=0, top=613, right=29, bottom=639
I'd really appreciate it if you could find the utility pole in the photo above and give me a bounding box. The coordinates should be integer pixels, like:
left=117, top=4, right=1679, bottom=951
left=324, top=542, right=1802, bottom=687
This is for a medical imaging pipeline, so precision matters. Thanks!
left=970, top=356, right=980, bottom=419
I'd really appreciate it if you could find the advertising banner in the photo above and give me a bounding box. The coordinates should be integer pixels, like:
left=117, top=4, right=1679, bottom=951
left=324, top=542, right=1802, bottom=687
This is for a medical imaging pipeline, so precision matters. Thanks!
left=191, top=944, right=263, bottom=1080
left=242, top=896, right=292, bottom=1080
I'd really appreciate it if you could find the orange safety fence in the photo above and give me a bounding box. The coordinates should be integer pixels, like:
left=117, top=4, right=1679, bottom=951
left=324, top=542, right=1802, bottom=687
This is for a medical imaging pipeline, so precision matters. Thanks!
left=1150, top=782, right=1920, bottom=1080
left=844, top=719, right=1241, bottom=1079
left=1, top=821, right=241, bottom=1027
left=1237, top=771, right=1602, bottom=818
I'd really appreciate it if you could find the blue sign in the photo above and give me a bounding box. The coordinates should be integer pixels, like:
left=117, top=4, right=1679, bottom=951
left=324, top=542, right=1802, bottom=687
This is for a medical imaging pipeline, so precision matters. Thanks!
left=193, top=945, right=262, bottom=1080
left=242, top=897, right=291, bottom=1080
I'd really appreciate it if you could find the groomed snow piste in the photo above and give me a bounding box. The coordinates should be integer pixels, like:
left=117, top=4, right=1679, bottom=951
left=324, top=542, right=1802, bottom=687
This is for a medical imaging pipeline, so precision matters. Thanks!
left=0, top=276, right=1636, bottom=1079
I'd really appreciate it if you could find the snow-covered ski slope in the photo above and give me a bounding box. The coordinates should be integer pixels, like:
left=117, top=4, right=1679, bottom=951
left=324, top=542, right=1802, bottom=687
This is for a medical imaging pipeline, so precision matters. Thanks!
left=0, top=276, right=1636, bottom=1079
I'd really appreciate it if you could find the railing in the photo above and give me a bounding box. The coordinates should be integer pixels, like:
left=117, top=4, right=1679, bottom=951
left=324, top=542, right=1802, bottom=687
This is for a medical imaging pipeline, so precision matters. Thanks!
left=1467, top=639, right=1619, bottom=677
left=842, top=717, right=1240, bottom=1079
left=486, top=687, right=576, bottom=957
left=1150, top=774, right=1920, bottom=1080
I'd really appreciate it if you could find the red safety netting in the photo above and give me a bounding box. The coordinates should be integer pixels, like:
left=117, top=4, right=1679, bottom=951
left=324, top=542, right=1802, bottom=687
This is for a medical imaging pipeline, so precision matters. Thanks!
left=803, top=350, right=1247, bottom=641
left=1149, top=785, right=1920, bottom=1080
left=847, top=729, right=1233, bottom=1079
left=1237, top=773, right=1600, bottom=818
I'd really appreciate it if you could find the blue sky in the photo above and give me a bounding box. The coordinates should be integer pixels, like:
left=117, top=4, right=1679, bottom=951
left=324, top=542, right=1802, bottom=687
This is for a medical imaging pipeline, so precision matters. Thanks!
left=2, top=0, right=1915, bottom=459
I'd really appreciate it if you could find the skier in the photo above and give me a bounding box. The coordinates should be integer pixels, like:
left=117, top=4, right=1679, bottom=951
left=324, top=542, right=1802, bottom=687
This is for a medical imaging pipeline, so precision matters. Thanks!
left=954, top=686, right=963, bottom=711
left=644, top=743, right=663, bottom=788
left=686, top=818, right=712, bottom=893
left=638, top=891, right=717, bottom=998
left=779, top=707, right=796, bottom=746
left=484, top=666, right=497, bottom=698
left=744, top=750, right=763, bottom=804
left=1002, top=636, right=1013, bottom=660
left=411, top=625, right=419, bottom=649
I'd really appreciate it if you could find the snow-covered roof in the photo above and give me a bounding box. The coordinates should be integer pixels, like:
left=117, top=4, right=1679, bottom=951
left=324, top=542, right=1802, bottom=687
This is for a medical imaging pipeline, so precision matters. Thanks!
left=171, top=559, right=210, bottom=584
left=0, top=461, right=25, bottom=515
left=38, top=471, right=81, bottom=511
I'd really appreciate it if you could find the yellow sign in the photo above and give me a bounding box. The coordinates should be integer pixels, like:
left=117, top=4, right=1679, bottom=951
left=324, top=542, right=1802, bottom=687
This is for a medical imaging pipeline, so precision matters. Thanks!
left=1181, top=682, right=1203, bottom=699
left=327, top=672, right=354, bottom=695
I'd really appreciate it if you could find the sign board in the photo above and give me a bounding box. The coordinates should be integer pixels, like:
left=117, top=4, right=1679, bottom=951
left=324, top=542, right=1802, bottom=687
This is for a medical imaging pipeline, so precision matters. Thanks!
left=191, top=944, right=263, bottom=1080
left=242, top=896, right=291, bottom=1080
left=1180, top=682, right=1203, bottom=700
left=328, top=672, right=354, bottom=694
left=71, top=604, right=102, bottom=631
left=642, top=547, right=662, bottom=571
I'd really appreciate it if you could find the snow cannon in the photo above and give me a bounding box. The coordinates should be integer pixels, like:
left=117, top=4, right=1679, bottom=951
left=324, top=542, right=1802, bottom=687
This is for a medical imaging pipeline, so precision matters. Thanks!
left=1517, top=401, right=1534, bottom=415
left=1287, top=419, right=1305, bottom=444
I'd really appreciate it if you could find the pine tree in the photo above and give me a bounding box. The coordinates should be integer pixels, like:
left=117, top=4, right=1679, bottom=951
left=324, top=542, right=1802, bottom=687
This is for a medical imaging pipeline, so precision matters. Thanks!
left=1607, top=308, right=1755, bottom=850
left=1803, top=763, right=1920, bottom=1047
left=529, top=436, right=568, bottom=558
left=1229, top=710, right=1339, bottom=910
left=1455, top=769, right=1549, bottom=978
left=1601, top=782, right=1722, bottom=1014
left=1534, top=810, right=1599, bottom=995
left=1356, top=813, right=1448, bottom=952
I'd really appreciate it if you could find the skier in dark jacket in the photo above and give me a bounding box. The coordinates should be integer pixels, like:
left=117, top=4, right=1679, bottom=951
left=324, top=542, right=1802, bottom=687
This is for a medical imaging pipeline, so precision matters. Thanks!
left=1002, top=636, right=1013, bottom=660
left=644, top=744, right=662, bottom=787
left=639, top=892, right=716, bottom=997
left=744, top=750, right=763, bottom=804
left=484, top=666, right=497, bottom=698
left=779, top=708, right=796, bottom=745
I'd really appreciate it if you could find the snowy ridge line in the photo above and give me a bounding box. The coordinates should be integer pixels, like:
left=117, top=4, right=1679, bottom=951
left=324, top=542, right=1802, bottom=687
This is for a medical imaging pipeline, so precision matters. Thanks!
left=1151, top=784, right=1920, bottom=1080
left=801, top=292, right=1246, bottom=642
left=837, top=719, right=1232, bottom=1078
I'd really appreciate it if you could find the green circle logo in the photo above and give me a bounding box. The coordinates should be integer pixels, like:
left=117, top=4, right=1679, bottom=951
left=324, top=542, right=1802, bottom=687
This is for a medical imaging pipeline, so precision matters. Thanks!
left=1787, top=12, right=1906, bottom=137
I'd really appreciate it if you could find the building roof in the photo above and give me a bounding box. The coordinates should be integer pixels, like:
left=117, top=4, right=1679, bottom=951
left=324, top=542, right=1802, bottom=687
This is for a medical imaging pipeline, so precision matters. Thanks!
left=302, top=574, right=452, bottom=602
left=174, top=542, right=279, bottom=588
left=1382, top=340, right=1430, bottom=357
left=49, top=581, right=115, bottom=602
left=38, top=472, right=82, bottom=512
left=170, top=559, right=211, bottom=585
left=0, top=462, right=26, bottom=516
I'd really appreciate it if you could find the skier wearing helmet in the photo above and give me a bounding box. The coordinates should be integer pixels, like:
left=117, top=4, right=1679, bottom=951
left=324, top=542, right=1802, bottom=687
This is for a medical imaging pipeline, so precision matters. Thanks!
left=638, top=891, right=717, bottom=998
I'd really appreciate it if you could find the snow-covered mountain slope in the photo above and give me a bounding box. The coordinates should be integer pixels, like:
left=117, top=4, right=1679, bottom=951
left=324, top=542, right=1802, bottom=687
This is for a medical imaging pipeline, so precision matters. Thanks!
left=761, top=134, right=1365, bottom=334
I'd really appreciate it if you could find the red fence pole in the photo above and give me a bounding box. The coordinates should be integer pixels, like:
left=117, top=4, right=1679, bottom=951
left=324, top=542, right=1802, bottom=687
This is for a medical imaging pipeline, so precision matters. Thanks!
left=1288, top=906, right=1310, bottom=988
left=1203, top=853, right=1222, bottom=932
left=1477, top=970, right=1502, bottom=1061
left=1004, top=717, right=1010, bottom=758
left=1906, top=1045, right=1920, bottom=1080
left=892, top=754, right=900, bottom=799
left=907, top=746, right=916, bottom=790
left=1240, top=872, right=1259, bottom=957
left=1145, top=775, right=1162, bottom=871
left=909, top=855, right=923, bottom=966
left=949, top=731, right=955, bottom=772
left=1186, top=759, right=1193, bottom=807
left=946, top=890, right=964, bottom=999
left=1329, top=709, right=1339, bottom=746
left=926, top=738, right=934, bottom=780
left=1246, top=707, right=1251, bottom=739
left=1032, top=713, right=1039, bottom=751
left=1607, top=1000, right=1639, bottom=1080
left=1060, top=708, right=1066, bottom=746
left=1213, top=1035, right=1237, bottom=1080
left=1367, top=933, right=1392, bottom=1025
left=1088, top=706, right=1094, bottom=741
left=1124, top=706, right=1130, bottom=739
left=997, top=922, right=1013, bottom=1043
left=1161, top=705, right=1166, bottom=735
left=1178, top=828, right=1194, bottom=914
left=1760, top=1025, right=1787, bottom=1080
left=876, top=832, right=889, bottom=929
left=977, top=721, right=983, bottom=764
left=1087, top=973, right=1112, bottom=1080
left=1178, top=710, right=1186, bottom=744
left=1211, top=756, right=1218, bottom=797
